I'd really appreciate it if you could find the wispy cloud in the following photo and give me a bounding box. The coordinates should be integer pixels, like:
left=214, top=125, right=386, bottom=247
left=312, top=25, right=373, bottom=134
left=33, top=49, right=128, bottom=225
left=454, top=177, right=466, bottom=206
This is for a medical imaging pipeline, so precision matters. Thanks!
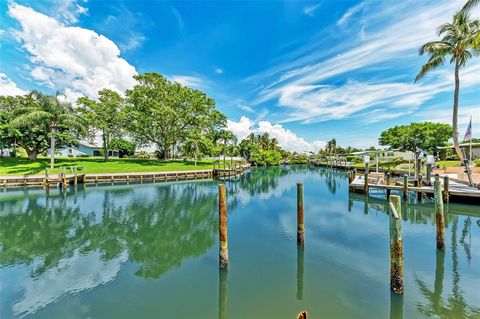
left=248, top=0, right=480, bottom=126
left=0, top=73, right=28, bottom=96
left=303, top=3, right=322, bottom=17
left=169, top=75, right=204, bottom=89
left=215, top=67, right=224, bottom=74
left=337, top=2, right=365, bottom=27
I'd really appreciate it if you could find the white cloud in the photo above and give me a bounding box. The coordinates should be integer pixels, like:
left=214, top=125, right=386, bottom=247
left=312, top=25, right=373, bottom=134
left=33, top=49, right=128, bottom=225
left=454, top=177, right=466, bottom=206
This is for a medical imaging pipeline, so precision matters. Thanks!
left=253, top=0, right=480, bottom=125
left=227, top=116, right=326, bottom=152
left=0, top=73, right=28, bottom=96
left=51, top=0, right=88, bottom=24
left=303, top=3, right=322, bottom=17
left=337, top=2, right=365, bottom=26
left=169, top=75, right=204, bottom=89
left=8, top=2, right=137, bottom=101
left=226, top=116, right=254, bottom=141
left=417, top=104, right=480, bottom=134
left=214, top=67, right=224, bottom=74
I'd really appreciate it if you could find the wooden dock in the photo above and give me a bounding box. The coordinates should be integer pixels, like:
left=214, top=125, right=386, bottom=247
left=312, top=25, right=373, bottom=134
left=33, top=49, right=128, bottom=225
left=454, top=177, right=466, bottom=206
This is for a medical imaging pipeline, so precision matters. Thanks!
left=349, top=175, right=480, bottom=202
left=0, top=164, right=251, bottom=188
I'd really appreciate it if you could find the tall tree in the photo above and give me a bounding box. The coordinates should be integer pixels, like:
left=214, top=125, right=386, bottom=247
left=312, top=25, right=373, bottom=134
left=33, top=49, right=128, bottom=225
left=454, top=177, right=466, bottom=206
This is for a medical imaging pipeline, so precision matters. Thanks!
left=379, top=122, right=452, bottom=154
left=125, top=73, right=226, bottom=160
left=415, top=12, right=480, bottom=162
left=13, top=91, right=84, bottom=168
left=77, top=89, right=125, bottom=161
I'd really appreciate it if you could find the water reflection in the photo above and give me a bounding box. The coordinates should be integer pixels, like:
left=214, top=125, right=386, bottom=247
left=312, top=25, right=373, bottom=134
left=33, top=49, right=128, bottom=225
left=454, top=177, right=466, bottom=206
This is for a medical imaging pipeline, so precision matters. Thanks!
left=415, top=218, right=480, bottom=318
left=0, top=182, right=219, bottom=316
left=219, top=269, right=228, bottom=319
left=0, top=166, right=478, bottom=319
left=296, top=245, right=304, bottom=300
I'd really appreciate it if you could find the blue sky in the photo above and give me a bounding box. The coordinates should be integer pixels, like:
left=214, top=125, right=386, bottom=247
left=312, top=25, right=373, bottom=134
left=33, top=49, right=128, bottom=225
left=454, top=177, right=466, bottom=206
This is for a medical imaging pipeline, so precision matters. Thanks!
left=0, top=0, right=479, bottom=152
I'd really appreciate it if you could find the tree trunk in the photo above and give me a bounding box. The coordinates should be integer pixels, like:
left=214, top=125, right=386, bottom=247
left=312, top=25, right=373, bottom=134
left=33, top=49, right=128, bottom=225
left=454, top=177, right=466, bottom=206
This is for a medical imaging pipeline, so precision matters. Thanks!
left=452, top=62, right=464, bottom=162
left=50, top=126, right=56, bottom=169
left=103, top=133, right=109, bottom=161
left=27, top=150, right=38, bottom=161
left=194, top=142, right=198, bottom=166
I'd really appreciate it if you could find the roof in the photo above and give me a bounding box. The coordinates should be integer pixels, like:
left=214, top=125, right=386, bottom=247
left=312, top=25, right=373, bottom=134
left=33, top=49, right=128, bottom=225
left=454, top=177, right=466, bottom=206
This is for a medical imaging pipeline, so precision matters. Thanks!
left=438, top=142, right=480, bottom=150
left=79, top=141, right=102, bottom=149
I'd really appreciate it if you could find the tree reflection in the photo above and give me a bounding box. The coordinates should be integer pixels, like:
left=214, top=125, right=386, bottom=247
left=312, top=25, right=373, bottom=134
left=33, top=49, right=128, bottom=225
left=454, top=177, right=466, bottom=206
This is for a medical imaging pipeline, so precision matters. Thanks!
left=415, top=217, right=480, bottom=318
left=0, top=182, right=218, bottom=280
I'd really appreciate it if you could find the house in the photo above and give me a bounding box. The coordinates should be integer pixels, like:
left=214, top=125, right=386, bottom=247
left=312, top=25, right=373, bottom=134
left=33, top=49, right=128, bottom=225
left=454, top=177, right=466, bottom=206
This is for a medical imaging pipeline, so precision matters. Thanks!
left=47, top=142, right=119, bottom=158
left=438, top=142, right=480, bottom=160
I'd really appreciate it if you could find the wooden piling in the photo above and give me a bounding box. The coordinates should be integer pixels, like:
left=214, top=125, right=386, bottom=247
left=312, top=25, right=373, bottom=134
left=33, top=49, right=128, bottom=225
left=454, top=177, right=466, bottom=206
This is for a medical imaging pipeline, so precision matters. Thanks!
left=426, top=163, right=432, bottom=185
left=443, top=176, right=449, bottom=203
left=364, top=173, right=369, bottom=194
left=386, top=173, right=391, bottom=198
left=434, top=175, right=445, bottom=250
left=417, top=175, right=423, bottom=201
left=402, top=175, right=408, bottom=199
left=297, top=311, right=308, bottom=319
left=218, top=184, right=229, bottom=268
left=297, top=183, right=305, bottom=245
left=389, top=195, right=403, bottom=294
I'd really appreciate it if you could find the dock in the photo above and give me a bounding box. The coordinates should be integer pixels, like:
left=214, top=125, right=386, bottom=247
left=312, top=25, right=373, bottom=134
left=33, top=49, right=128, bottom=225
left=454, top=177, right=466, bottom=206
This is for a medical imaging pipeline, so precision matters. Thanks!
left=0, top=164, right=251, bottom=189
left=349, top=174, right=480, bottom=202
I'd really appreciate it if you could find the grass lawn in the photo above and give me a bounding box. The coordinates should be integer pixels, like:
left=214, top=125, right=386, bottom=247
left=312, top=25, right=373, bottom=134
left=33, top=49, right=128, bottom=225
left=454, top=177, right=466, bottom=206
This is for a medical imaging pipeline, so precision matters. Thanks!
left=0, top=157, right=224, bottom=176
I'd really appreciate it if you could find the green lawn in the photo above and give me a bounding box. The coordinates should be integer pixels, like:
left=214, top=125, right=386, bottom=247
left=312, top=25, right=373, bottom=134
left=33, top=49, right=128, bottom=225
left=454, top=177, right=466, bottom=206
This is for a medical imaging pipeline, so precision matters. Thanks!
left=0, top=157, right=225, bottom=176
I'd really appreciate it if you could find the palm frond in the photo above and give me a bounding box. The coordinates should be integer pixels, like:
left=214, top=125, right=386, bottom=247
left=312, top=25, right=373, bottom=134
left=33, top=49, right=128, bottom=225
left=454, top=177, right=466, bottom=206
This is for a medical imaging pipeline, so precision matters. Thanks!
left=415, top=56, right=445, bottom=83
left=419, top=41, right=453, bottom=55
left=461, top=0, right=480, bottom=14
left=11, top=110, right=51, bottom=127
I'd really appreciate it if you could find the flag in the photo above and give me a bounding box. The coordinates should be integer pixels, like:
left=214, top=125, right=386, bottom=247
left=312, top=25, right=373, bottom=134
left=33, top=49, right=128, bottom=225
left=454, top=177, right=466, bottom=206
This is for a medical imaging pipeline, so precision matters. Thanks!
left=464, top=117, right=472, bottom=141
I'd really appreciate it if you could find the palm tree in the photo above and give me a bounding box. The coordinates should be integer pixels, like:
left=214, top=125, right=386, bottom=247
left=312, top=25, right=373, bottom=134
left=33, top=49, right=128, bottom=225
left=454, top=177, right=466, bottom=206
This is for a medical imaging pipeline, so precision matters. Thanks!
left=461, top=0, right=480, bottom=48
left=415, top=12, right=480, bottom=162
left=218, top=130, right=236, bottom=168
left=461, top=0, right=480, bottom=13
left=325, top=138, right=337, bottom=156
left=14, top=91, right=84, bottom=169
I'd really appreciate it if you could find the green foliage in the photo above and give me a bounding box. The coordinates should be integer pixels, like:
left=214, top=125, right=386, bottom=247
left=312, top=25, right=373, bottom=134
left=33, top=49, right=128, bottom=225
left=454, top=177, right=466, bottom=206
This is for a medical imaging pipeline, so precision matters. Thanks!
left=379, top=122, right=452, bottom=153
left=124, top=72, right=226, bottom=159
left=250, top=149, right=282, bottom=166
left=109, top=138, right=135, bottom=158
left=77, top=89, right=125, bottom=160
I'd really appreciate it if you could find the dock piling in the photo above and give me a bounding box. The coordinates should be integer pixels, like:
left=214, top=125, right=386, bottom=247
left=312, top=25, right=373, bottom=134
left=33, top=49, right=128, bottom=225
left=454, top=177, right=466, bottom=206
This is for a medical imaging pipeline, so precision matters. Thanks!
left=434, top=175, right=445, bottom=250
left=386, top=173, right=391, bottom=198
left=389, top=195, right=403, bottom=294
left=218, top=184, right=229, bottom=268
left=402, top=175, right=408, bottom=199
left=297, top=183, right=305, bottom=245
left=426, top=164, right=432, bottom=185
left=443, top=176, right=449, bottom=203
left=417, top=175, right=423, bottom=201
left=364, top=173, right=369, bottom=195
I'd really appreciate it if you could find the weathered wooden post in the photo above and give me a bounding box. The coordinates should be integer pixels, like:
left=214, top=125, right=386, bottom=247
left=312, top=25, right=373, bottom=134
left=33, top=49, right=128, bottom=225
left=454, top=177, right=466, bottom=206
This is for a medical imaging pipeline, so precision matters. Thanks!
left=417, top=174, right=423, bottom=201
left=297, top=311, right=307, bottom=319
left=219, top=269, right=227, bottom=319
left=296, top=244, right=304, bottom=300
left=74, top=167, right=78, bottom=185
left=44, top=168, right=49, bottom=189
left=402, top=175, right=408, bottom=199
left=426, top=163, right=432, bottom=185
left=297, top=183, right=305, bottom=245
left=364, top=173, right=369, bottom=195
left=434, top=175, right=445, bottom=250
left=386, top=173, right=391, bottom=198
left=443, top=176, right=449, bottom=203
left=218, top=183, right=229, bottom=268
left=389, top=195, right=403, bottom=294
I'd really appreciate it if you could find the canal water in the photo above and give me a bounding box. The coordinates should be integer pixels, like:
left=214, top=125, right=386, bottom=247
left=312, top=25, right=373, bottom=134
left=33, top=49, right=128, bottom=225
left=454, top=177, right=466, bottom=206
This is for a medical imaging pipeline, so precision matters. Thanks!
left=0, top=166, right=479, bottom=319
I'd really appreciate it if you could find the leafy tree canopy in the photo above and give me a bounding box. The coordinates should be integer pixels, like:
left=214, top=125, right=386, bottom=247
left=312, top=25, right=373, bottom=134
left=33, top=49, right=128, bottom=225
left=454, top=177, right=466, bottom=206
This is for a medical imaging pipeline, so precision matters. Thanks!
left=379, top=122, right=452, bottom=154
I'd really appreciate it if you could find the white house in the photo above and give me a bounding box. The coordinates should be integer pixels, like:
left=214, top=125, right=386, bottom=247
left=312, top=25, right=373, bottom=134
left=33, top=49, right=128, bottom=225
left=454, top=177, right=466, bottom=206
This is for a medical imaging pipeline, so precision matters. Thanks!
left=47, top=142, right=119, bottom=158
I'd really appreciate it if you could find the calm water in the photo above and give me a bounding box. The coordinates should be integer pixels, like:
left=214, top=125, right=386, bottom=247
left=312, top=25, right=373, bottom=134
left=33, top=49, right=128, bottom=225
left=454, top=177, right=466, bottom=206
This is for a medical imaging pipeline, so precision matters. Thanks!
left=0, top=166, right=479, bottom=319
